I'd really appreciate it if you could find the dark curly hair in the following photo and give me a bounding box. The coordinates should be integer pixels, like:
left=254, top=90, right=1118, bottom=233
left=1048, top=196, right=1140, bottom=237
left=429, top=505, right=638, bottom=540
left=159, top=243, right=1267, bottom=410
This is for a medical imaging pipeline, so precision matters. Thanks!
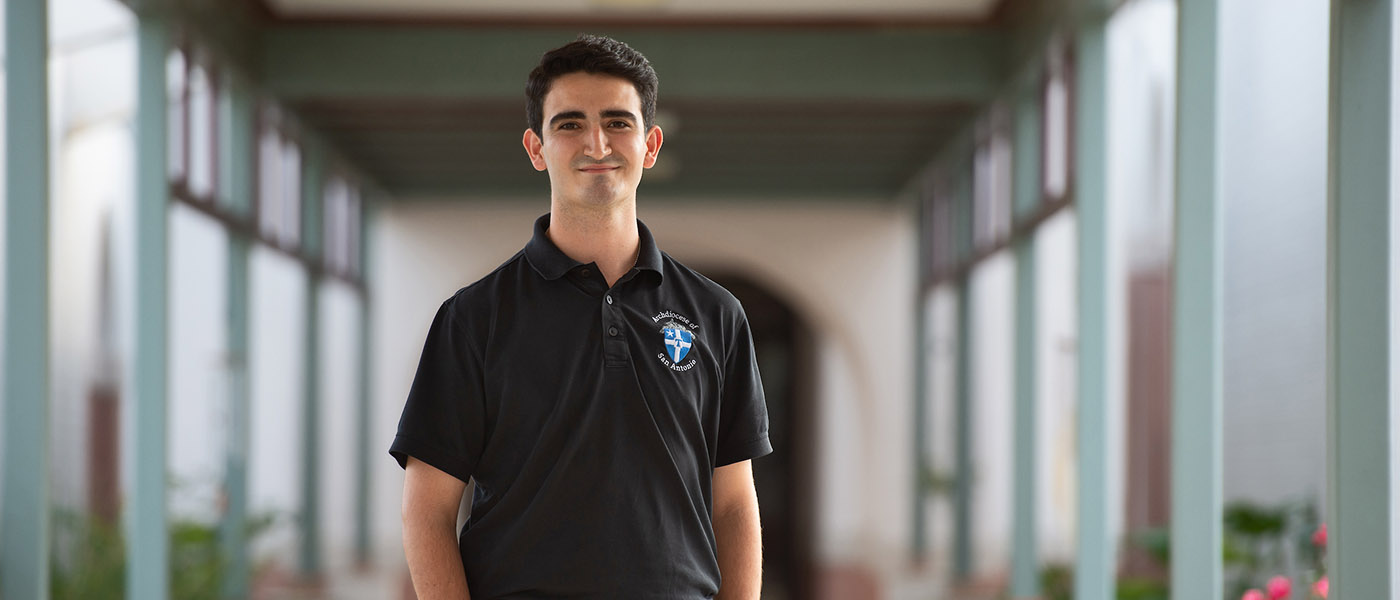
left=525, top=34, right=658, bottom=138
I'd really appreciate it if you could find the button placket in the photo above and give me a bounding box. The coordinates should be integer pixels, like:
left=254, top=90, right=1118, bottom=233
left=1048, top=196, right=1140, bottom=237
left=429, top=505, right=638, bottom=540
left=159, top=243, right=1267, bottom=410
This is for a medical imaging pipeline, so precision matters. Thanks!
left=602, top=288, right=629, bottom=367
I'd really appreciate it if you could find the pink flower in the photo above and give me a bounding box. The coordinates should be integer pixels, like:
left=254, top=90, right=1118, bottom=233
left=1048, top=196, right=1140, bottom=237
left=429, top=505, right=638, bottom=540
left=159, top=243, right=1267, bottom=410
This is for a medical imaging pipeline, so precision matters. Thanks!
left=1267, top=576, right=1291, bottom=600
left=1242, top=590, right=1266, bottom=600
left=1313, top=523, right=1327, bottom=547
left=1313, top=576, right=1328, bottom=598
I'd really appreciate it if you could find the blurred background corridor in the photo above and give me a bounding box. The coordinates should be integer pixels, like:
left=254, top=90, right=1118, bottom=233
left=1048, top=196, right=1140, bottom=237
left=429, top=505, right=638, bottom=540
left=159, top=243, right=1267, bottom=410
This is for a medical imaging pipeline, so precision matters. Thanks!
left=1, top=0, right=1397, bottom=598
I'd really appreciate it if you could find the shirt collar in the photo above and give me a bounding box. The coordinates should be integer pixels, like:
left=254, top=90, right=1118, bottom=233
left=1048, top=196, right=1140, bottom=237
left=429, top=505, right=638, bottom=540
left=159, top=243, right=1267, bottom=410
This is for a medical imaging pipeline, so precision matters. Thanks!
left=524, top=213, right=664, bottom=281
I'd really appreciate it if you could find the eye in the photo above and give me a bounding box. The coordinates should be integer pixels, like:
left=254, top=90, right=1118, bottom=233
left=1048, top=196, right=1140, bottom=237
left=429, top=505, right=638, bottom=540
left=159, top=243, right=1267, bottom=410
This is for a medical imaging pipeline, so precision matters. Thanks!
left=609, top=120, right=631, bottom=129
left=557, top=122, right=580, bottom=130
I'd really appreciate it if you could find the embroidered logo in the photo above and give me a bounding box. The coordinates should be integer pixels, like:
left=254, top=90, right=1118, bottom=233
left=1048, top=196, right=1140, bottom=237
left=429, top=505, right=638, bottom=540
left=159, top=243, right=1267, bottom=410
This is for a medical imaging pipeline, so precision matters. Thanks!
left=652, top=310, right=699, bottom=372
left=663, top=325, right=693, bottom=362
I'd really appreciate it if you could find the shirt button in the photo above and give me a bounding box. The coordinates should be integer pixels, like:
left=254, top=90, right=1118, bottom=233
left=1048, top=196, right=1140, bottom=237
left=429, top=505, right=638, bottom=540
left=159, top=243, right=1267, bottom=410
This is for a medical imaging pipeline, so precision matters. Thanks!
left=608, top=326, right=619, bottom=337
left=605, top=295, right=614, bottom=305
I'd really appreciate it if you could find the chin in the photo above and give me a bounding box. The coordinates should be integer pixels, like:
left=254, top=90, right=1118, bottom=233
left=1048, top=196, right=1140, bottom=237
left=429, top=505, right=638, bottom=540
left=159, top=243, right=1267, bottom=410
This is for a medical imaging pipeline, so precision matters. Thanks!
left=579, top=184, right=629, bottom=206
left=557, top=192, right=622, bottom=211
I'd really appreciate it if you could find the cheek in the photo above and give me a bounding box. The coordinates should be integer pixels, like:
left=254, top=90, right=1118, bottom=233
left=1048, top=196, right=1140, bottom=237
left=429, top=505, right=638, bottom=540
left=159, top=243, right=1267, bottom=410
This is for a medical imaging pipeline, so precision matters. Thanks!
left=544, top=145, right=571, bottom=167
left=623, top=139, right=651, bottom=162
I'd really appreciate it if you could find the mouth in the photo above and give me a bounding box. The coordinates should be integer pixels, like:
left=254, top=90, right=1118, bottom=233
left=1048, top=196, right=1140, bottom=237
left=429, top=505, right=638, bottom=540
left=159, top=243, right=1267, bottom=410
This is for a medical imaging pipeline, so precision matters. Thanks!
left=577, top=164, right=621, bottom=173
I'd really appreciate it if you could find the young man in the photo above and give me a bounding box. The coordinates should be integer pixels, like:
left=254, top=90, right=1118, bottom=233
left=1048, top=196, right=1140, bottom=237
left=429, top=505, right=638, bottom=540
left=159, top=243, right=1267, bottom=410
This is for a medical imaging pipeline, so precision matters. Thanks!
left=391, top=35, right=772, bottom=599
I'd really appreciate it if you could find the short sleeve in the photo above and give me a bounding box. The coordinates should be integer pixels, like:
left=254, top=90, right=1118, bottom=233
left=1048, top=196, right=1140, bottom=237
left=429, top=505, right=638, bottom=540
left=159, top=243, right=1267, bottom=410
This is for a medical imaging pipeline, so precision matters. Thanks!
left=714, top=309, right=773, bottom=467
left=388, top=293, right=487, bottom=484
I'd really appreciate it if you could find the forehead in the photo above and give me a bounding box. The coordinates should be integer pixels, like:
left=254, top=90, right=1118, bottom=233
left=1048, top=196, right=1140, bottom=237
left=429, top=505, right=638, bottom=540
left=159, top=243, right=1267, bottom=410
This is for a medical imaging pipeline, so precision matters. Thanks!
left=542, top=72, right=643, bottom=117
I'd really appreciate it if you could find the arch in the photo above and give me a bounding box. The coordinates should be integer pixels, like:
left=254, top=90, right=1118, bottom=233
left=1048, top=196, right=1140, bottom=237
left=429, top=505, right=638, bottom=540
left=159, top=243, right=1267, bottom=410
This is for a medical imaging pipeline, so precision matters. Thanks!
left=703, top=269, right=820, bottom=600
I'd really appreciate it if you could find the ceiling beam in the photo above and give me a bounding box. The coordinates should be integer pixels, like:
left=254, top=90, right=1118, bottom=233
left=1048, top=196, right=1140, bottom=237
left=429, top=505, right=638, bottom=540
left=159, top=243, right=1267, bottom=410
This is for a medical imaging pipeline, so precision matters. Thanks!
left=260, top=26, right=1007, bottom=103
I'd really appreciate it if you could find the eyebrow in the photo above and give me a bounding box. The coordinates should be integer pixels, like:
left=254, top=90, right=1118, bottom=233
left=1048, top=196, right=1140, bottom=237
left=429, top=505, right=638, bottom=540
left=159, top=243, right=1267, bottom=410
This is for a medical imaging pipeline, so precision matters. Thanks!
left=600, top=110, right=638, bottom=122
left=548, top=109, right=640, bottom=127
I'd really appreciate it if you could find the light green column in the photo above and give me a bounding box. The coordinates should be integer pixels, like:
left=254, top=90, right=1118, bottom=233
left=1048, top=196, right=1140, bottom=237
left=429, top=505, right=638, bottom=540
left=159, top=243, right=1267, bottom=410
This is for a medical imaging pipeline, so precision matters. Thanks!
left=222, top=235, right=251, bottom=599
left=1, top=0, right=50, bottom=598
left=354, top=196, right=375, bottom=565
left=912, top=196, right=930, bottom=560
left=128, top=11, right=171, bottom=600
left=953, top=275, right=973, bottom=580
left=1074, top=7, right=1114, bottom=600
left=1326, top=0, right=1396, bottom=597
left=1170, top=0, right=1225, bottom=598
left=219, top=71, right=255, bottom=600
left=1010, top=237, right=1038, bottom=599
left=299, top=146, right=325, bottom=579
left=1009, top=82, right=1042, bottom=600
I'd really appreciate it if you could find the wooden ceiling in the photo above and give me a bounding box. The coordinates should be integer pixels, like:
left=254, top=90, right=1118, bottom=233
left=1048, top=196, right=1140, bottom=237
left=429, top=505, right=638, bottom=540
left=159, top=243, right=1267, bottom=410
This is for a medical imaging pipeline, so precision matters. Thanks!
left=294, top=98, right=976, bottom=199
left=248, top=3, right=1015, bottom=200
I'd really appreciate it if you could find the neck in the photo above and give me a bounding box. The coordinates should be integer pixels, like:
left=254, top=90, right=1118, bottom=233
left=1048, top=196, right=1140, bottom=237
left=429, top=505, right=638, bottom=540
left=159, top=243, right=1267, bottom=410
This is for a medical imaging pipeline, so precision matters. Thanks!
left=546, top=201, right=640, bottom=287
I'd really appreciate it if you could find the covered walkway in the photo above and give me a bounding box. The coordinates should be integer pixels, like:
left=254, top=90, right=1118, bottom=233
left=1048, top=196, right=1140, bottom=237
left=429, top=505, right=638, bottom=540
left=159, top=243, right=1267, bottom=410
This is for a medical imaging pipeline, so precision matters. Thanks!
left=1, top=0, right=1396, bottom=598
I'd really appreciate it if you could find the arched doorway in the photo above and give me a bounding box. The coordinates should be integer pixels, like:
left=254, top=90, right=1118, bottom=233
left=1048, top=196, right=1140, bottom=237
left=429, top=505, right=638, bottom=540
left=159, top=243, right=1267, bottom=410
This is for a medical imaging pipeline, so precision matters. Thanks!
left=708, top=273, right=817, bottom=600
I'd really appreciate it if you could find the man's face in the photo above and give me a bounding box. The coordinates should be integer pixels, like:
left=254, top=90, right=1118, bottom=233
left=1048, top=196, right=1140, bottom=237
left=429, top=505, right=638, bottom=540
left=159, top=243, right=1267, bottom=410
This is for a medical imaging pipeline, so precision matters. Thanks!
left=523, top=72, right=663, bottom=209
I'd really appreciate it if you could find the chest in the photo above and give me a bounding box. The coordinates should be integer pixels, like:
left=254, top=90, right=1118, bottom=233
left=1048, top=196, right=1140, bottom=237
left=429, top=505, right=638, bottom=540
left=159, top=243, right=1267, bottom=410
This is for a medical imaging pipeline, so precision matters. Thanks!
left=481, top=283, right=725, bottom=440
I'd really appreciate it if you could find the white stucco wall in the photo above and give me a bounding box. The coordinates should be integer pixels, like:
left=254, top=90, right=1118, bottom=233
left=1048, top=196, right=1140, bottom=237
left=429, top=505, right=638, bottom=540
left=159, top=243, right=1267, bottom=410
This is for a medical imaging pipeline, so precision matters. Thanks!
left=169, top=205, right=230, bottom=523
left=1034, top=210, right=1079, bottom=564
left=921, top=208, right=1080, bottom=575
left=923, top=283, right=957, bottom=574
left=969, top=250, right=1015, bottom=576
left=248, top=247, right=308, bottom=563
left=1219, top=0, right=1330, bottom=508
left=319, top=281, right=366, bottom=571
left=369, top=199, right=918, bottom=579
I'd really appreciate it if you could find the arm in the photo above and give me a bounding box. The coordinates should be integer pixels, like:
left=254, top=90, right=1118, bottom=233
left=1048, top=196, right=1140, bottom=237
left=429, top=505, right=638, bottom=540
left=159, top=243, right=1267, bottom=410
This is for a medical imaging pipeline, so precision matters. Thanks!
left=712, top=459, right=762, bottom=600
left=402, top=456, right=472, bottom=600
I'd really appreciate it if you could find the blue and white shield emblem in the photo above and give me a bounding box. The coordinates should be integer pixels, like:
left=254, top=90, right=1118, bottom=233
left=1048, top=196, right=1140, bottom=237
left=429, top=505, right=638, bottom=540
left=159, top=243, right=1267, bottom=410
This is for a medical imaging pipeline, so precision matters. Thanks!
left=663, top=325, right=694, bottom=363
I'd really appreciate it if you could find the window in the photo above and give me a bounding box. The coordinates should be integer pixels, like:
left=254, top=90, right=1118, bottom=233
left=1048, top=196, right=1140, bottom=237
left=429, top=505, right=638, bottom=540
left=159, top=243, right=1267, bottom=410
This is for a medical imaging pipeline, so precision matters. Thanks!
left=1042, top=39, right=1073, bottom=203
left=167, top=43, right=220, bottom=204
left=187, top=62, right=215, bottom=200
left=322, top=175, right=362, bottom=278
left=216, top=69, right=240, bottom=212
left=930, top=178, right=956, bottom=277
left=167, top=46, right=186, bottom=183
left=974, top=105, right=1014, bottom=248
left=257, top=121, right=282, bottom=241
left=279, top=137, right=301, bottom=248
left=257, top=105, right=301, bottom=249
left=921, top=177, right=939, bottom=282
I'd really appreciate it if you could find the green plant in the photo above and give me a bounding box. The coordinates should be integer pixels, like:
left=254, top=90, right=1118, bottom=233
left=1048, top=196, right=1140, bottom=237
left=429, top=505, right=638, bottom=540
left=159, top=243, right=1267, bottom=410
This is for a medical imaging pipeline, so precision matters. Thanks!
left=1032, top=499, right=1326, bottom=600
left=1223, top=500, right=1325, bottom=600
left=1039, top=563, right=1073, bottom=600
left=1116, top=576, right=1169, bottom=600
left=1131, top=527, right=1171, bottom=568
left=49, top=509, right=126, bottom=600
left=1034, top=562, right=1168, bottom=600
left=919, top=465, right=958, bottom=497
left=49, top=507, right=276, bottom=600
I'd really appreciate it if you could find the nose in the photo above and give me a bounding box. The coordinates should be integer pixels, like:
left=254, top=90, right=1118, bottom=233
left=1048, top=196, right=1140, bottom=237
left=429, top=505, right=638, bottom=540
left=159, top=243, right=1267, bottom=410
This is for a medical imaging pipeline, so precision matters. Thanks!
left=583, top=124, right=611, bottom=160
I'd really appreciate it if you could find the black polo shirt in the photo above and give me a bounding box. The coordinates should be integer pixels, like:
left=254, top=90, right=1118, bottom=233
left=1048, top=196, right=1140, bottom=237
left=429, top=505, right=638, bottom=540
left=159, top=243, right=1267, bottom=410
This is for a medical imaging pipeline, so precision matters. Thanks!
left=390, top=214, right=772, bottom=599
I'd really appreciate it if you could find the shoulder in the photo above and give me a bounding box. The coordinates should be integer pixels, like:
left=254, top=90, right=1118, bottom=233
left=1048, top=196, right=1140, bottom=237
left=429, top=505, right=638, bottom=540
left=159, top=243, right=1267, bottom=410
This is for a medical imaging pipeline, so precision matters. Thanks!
left=658, top=251, right=749, bottom=331
left=438, top=250, right=529, bottom=330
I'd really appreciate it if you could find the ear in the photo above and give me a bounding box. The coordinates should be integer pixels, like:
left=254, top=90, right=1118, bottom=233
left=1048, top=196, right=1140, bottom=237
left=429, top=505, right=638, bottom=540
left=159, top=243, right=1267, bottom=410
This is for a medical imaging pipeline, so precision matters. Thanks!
left=642, top=125, right=664, bottom=169
left=522, top=129, right=548, bottom=172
